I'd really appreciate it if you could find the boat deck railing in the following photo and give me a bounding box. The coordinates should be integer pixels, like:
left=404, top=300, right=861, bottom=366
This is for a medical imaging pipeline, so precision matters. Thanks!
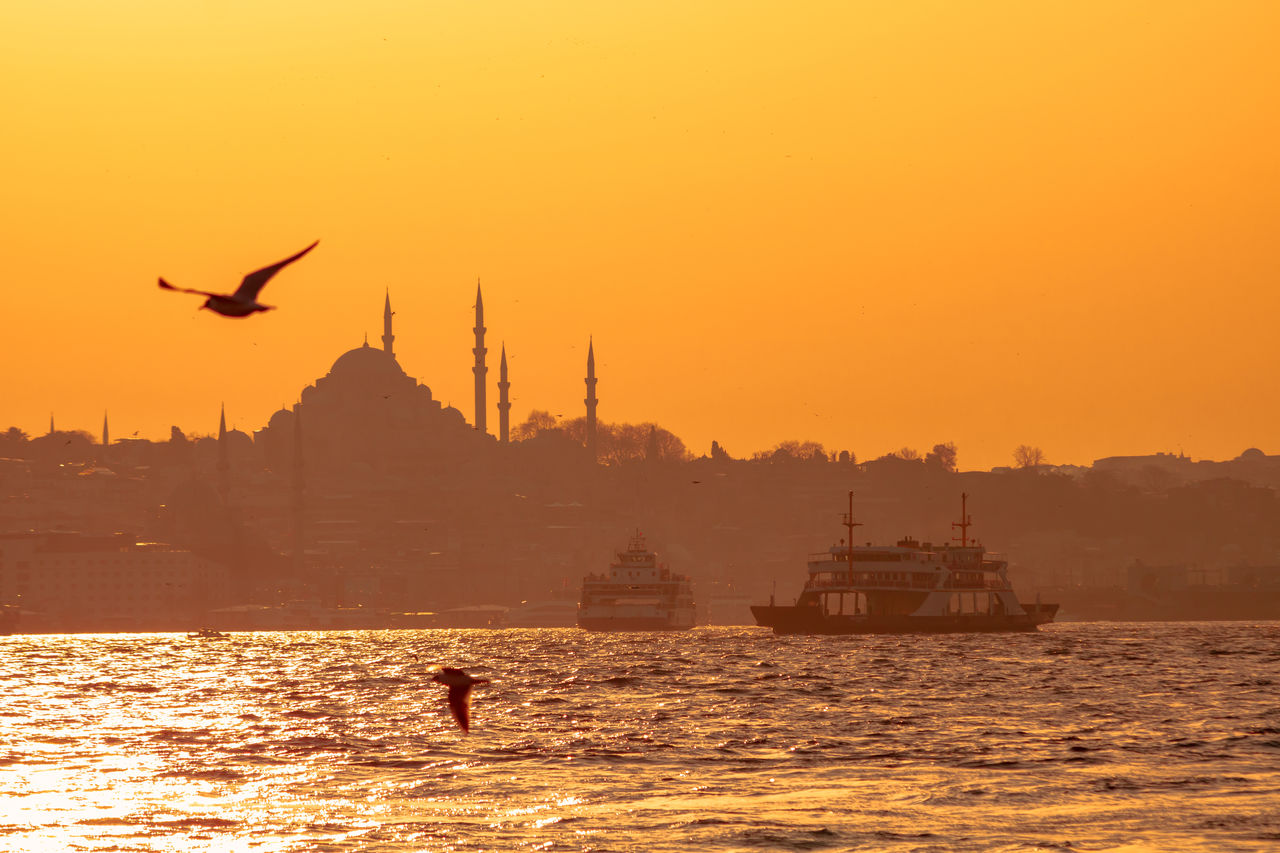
left=806, top=575, right=1011, bottom=592
left=809, top=552, right=999, bottom=569
left=943, top=579, right=1010, bottom=590
left=806, top=576, right=937, bottom=591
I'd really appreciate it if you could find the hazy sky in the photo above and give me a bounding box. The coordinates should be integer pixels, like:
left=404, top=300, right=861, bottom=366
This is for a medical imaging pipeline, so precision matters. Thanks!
left=3, top=1, right=1277, bottom=470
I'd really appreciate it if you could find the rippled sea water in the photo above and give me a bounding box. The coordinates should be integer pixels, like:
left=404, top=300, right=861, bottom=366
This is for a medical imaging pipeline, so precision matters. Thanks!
left=2, top=623, right=1278, bottom=852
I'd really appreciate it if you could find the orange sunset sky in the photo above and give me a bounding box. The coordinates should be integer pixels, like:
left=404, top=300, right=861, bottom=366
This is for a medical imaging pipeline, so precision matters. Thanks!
left=2, top=1, right=1277, bottom=471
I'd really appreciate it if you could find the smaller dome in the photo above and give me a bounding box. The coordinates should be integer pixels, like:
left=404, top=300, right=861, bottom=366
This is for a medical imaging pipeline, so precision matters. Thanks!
left=1238, top=447, right=1266, bottom=461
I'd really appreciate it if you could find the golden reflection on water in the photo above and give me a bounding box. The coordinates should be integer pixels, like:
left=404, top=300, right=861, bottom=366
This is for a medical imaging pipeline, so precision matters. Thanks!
left=2, top=625, right=1279, bottom=851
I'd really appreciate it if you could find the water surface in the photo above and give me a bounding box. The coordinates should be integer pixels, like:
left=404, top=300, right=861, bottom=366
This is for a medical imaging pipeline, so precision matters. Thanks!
left=2, top=623, right=1278, bottom=851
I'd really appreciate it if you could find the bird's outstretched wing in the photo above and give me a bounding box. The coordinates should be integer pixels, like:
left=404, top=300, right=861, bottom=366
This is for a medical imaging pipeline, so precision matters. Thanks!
left=158, top=278, right=219, bottom=297
left=233, top=240, right=319, bottom=301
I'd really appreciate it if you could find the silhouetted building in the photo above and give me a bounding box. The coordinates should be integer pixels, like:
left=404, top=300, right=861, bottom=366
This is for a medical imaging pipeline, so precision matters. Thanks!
left=0, top=532, right=230, bottom=632
left=585, top=338, right=598, bottom=461
left=217, top=404, right=230, bottom=507
left=255, top=298, right=478, bottom=477
left=498, top=344, right=511, bottom=444
left=382, top=289, right=395, bottom=357
left=291, top=405, right=304, bottom=576
left=473, top=282, right=487, bottom=435
left=100, top=411, right=109, bottom=467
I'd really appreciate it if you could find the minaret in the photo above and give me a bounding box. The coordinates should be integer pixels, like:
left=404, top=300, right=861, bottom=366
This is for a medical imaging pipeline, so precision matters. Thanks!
left=584, top=337, right=598, bottom=461
left=217, top=404, right=230, bottom=506
left=291, top=406, right=305, bottom=576
left=472, top=280, right=488, bottom=434
left=100, top=411, right=110, bottom=466
left=49, top=413, right=55, bottom=436
left=382, top=289, right=395, bottom=356
left=497, top=343, right=511, bottom=444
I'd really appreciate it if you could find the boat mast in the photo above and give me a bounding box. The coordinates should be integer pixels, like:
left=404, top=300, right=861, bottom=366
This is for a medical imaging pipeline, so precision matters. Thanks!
left=951, top=492, right=972, bottom=548
left=843, top=490, right=862, bottom=581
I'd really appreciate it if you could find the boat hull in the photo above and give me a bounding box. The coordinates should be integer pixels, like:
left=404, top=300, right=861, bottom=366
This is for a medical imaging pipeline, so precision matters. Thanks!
left=751, top=602, right=1058, bottom=635
left=578, top=615, right=694, bottom=631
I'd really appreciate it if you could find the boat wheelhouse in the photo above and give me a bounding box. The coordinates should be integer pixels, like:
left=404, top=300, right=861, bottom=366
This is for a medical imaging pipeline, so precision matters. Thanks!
left=752, top=493, right=1057, bottom=634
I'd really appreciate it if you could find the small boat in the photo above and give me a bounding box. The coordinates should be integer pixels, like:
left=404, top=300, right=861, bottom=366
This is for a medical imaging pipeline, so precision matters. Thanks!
left=187, top=628, right=229, bottom=639
left=578, top=531, right=696, bottom=631
left=752, top=492, right=1058, bottom=634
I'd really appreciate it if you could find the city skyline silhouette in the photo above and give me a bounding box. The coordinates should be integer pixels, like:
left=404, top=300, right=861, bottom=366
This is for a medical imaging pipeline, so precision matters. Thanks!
left=3, top=291, right=1278, bottom=634
left=11, top=281, right=1278, bottom=474
left=4, top=5, right=1278, bottom=470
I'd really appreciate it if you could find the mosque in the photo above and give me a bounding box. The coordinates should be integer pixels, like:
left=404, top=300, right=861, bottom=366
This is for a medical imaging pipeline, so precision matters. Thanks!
left=254, top=287, right=600, bottom=475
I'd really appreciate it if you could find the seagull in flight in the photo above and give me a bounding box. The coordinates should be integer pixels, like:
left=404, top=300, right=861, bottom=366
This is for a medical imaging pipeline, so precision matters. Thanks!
left=428, top=666, right=489, bottom=733
left=158, top=241, right=318, bottom=317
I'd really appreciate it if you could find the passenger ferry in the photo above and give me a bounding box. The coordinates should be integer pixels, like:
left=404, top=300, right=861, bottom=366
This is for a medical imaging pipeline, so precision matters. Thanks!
left=578, top=532, right=696, bottom=631
left=752, top=493, right=1057, bottom=634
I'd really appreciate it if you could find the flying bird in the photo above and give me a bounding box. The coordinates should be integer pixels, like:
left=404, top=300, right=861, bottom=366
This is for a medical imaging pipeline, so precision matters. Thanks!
left=158, top=241, right=319, bottom=317
left=428, top=666, right=489, bottom=733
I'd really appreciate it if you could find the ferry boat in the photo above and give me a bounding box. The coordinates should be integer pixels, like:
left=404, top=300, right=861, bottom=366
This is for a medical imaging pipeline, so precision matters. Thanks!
left=752, top=493, right=1057, bottom=634
left=578, top=532, right=696, bottom=631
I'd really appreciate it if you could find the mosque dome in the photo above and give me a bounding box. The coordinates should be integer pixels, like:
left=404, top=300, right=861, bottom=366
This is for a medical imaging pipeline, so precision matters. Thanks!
left=255, top=293, right=492, bottom=474
left=329, top=342, right=406, bottom=379
left=224, top=428, right=253, bottom=446
left=267, top=408, right=294, bottom=430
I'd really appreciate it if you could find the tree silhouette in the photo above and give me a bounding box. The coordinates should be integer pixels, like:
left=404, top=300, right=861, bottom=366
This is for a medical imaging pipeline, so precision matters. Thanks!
left=555, top=416, right=689, bottom=463
left=752, top=440, right=827, bottom=462
left=1013, top=444, right=1047, bottom=469
left=925, top=442, right=958, bottom=472
left=27, top=430, right=95, bottom=464
left=511, top=410, right=559, bottom=441
left=0, top=426, right=29, bottom=456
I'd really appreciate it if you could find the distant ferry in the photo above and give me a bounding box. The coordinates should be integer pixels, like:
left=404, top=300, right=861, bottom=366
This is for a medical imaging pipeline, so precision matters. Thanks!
left=578, top=532, right=696, bottom=631
left=752, top=493, right=1058, bottom=634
